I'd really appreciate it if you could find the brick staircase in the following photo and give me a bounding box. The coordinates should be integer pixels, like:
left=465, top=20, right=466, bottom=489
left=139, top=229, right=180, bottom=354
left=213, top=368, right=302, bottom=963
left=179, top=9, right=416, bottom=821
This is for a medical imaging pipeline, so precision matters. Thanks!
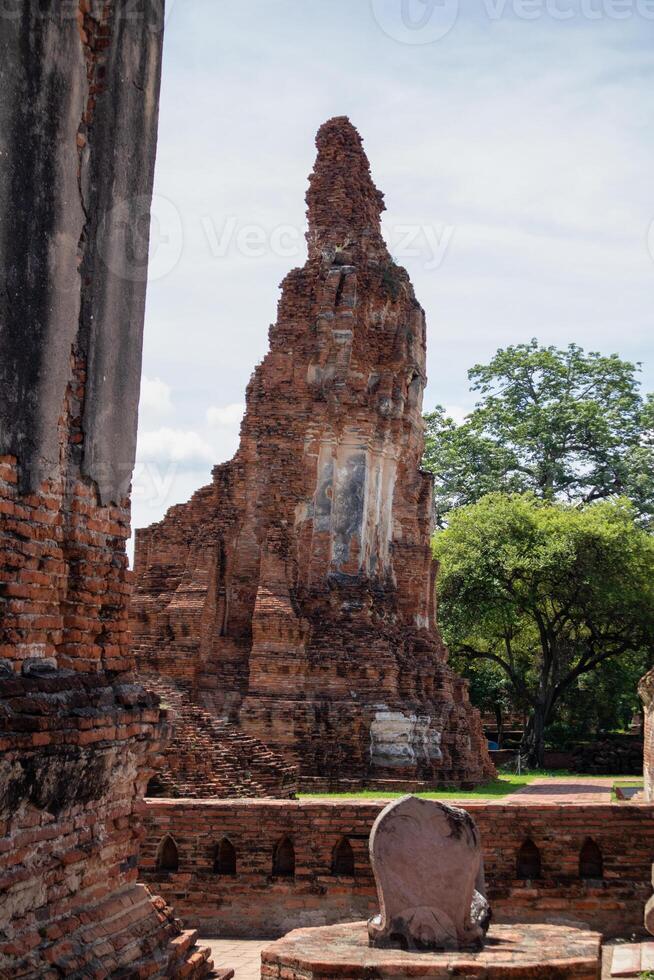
left=143, top=676, right=298, bottom=799
left=21, top=883, right=220, bottom=978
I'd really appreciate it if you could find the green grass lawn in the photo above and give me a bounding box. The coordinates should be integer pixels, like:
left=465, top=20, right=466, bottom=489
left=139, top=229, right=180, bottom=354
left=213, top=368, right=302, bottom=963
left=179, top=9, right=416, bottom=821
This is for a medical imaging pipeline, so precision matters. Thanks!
left=299, top=771, right=644, bottom=802
left=299, top=773, right=535, bottom=801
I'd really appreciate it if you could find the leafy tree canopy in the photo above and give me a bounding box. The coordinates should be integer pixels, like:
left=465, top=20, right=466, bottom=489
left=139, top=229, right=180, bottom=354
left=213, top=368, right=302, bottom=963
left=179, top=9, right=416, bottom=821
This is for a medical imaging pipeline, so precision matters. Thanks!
left=548, top=649, right=650, bottom=747
left=423, top=340, right=654, bottom=528
left=448, top=657, right=519, bottom=748
left=433, top=493, right=654, bottom=766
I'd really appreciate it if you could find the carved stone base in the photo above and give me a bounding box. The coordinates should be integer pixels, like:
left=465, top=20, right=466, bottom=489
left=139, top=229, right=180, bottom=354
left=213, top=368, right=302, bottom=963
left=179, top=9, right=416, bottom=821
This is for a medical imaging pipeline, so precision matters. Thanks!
left=261, top=921, right=602, bottom=979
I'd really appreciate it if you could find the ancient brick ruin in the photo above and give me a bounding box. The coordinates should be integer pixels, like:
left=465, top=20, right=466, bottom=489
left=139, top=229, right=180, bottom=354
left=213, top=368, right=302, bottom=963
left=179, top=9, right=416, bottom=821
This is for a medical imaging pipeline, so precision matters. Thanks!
left=132, top=117, right=493, bottom=787
left=2, top=3, right=650, bottom=976
left=0, top=6, right=215, bottom=977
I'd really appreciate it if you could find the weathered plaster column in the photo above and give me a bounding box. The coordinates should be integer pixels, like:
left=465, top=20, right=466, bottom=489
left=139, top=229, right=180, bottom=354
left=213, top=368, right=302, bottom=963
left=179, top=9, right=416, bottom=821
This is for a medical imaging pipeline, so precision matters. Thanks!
left=0, top=3, right=212, bottom=976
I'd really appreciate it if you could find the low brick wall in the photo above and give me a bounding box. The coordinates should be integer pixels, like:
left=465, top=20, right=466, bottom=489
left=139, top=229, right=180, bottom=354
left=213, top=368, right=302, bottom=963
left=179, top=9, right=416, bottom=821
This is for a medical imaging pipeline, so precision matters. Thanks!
left=140, top=799, right=654, bottom=939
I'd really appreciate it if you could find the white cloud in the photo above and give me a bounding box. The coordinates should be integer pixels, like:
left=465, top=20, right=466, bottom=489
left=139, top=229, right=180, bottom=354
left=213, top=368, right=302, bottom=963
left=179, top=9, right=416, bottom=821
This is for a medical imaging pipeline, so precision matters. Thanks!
left=140, top=376, right=173, bottom=416
left=443, top=404, right=470, bottom=425
left=206, top=402, right=246, bottom=427
left=131, top=1, right=654, bottom=560
left=136, top=427, right=215, bottom=467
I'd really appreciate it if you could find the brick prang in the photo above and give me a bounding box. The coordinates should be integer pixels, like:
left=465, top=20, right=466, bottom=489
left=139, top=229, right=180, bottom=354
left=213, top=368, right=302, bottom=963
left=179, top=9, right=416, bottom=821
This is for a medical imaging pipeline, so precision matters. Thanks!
left=131, top=116, right=495, bottom=790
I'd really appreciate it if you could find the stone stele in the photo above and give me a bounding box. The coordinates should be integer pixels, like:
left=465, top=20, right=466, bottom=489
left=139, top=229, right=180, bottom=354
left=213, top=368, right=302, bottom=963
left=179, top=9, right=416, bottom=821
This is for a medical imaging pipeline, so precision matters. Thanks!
left=368, top=795, right=491, bottom=951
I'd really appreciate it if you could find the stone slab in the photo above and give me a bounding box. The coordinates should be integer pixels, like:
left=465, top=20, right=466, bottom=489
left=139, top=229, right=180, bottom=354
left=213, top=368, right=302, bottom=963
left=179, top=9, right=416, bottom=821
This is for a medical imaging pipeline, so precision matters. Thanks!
left=610, top=944, right=641, bottom=976
left=368, top=796, right=489, bottom=951
left=609, top=942, right=654, bottom=976
left=261, top=920, right=602, bottom=978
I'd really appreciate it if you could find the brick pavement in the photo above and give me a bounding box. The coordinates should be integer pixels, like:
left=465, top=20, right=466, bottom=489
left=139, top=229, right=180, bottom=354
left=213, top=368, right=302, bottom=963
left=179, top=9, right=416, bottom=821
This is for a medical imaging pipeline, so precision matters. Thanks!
left=504, top=776, right=616, bottom=803
left=200, top=934, right=651, bottom=980
left=204, top=934, right=614, bottom=980
left=201, top=938, right=269, bottom=980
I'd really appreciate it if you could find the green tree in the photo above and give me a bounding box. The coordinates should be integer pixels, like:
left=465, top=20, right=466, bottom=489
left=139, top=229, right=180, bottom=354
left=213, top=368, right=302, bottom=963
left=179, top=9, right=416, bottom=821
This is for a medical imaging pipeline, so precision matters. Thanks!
left=433, top=493, right=654, bottom=767
left=452, top=658, right=518, bottom=748
left=550, top=649, right=651, bottom=746
left=423, top=340, right=654, bottom=528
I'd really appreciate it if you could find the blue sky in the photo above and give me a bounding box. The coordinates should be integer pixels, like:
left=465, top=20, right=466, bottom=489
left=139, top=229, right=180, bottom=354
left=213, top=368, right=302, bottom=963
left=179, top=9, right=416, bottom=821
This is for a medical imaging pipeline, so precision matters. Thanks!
left=132, top=0, right=654, bottom=554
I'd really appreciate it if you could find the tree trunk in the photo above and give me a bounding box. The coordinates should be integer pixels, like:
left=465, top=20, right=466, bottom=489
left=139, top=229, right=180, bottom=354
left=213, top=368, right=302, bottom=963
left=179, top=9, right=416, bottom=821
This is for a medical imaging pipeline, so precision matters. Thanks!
left=494, top=704, right=504, bottom=749
left=522, top=705, right=547, bottom=768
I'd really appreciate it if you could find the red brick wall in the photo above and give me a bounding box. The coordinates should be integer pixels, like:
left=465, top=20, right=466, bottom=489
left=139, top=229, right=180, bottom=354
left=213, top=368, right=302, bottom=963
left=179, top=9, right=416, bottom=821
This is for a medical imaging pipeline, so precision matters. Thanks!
left=141, top=799, right=654, bottom=939
left=0, top=459, right=134, bottom=674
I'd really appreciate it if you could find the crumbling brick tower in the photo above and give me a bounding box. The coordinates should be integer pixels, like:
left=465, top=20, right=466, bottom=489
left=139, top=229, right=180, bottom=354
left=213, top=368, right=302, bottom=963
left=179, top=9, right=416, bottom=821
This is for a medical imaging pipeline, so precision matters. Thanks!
left=132, top=117, right=494, bottom=787
left=0, top=4, right=213, bottom=977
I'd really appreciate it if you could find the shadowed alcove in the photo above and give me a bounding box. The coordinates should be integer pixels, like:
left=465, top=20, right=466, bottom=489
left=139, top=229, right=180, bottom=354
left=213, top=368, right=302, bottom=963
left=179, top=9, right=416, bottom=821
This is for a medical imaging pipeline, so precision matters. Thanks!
left=332, top=836, right=355, bottom=876
left=156, top=835, right=179, bottom=873
left=579, top=838, right=603, bottom=880
left=214, top=837, right=237, bottom=875
left=273, top=837, right=295, bottom=877
left=516, top=838, right=542, bottom=880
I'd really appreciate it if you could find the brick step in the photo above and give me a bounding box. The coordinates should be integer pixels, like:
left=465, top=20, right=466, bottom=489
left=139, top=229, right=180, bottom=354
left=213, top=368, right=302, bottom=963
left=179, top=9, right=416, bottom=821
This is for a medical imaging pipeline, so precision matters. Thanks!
left=142, top=676, right=298, bottom=799
left=33, top=885, right=214, bottom=978
left=168, top=928, right=203, bottom=961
